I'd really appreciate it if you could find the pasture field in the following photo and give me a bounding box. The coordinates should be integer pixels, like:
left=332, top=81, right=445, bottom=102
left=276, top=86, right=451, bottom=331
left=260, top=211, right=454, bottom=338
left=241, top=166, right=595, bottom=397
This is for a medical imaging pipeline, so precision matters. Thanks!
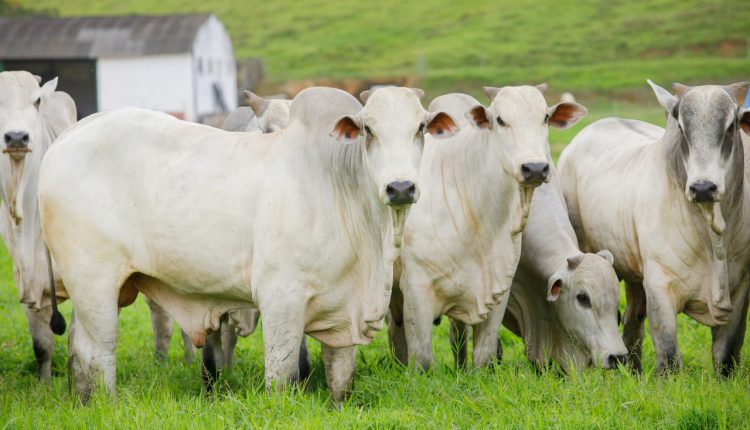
left=14, top=0, right=750, bottom=97
left=1, top=103, right=749, bottom=429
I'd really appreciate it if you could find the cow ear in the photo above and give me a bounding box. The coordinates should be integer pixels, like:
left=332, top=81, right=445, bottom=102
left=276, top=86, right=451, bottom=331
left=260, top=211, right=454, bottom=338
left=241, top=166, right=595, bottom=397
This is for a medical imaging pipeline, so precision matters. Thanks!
left=426, top=111, right=459, bottom=139
left=410, top=88, right=425, bottom=99
left=483, top=86, right=501, bottom=102
left=465, top=104, right=491, bottom=129
left=39, top=77, right=58, bottom=101
left=567, top=254, right=585, bottom=270
left=740, top=109, right=750, bottom=136
left=672, top=83, right=692, bottom=97
left=723, top=82, right=750, bottom=106
left=331, top=115, right=362, bottom=141
left=547, top=276, right=563, bottom=302
left=33, top=75, right=42, bottom=84
left=548, top=102, right=587, bottom=129
left=360, top=90, right=372, bottom=104
left=245, top=90, right=270, bottom=116
left=535, top=83, right=548, bottom=94
left=596, top=249, right=614, bottom=265
left=648, top=79, right=678, bottom=114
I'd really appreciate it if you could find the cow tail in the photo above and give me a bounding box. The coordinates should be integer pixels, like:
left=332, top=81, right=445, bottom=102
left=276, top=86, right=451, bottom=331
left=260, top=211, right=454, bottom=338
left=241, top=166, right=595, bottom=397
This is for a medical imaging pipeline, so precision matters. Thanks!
left=45, top=246, right=66, bottom=335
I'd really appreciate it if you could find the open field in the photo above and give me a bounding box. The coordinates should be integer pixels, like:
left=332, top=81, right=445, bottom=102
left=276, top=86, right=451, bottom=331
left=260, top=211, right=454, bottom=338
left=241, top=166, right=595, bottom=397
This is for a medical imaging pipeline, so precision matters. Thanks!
left=14, top=0, right=750, bottom=98
left=1, top=104, right=749, bottom=428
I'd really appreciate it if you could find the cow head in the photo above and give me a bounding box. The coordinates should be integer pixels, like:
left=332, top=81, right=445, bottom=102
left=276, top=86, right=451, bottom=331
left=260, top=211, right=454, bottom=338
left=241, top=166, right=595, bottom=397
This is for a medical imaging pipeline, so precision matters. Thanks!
left=0, top=72, right=56, bottom=160
left=648, top=79, right=750, bottom=204
left=546, top=250, right=627, bottom=370
left=332, top=87, right=459, bottom=207
left=245, top=90, right=292, bottom=133
left=466, top=84, right=586, bottom=186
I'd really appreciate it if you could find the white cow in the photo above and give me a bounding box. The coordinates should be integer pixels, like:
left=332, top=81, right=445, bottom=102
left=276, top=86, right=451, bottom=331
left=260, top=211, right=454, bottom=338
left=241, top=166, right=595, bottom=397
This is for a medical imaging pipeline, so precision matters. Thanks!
left=0, top=71, right=76, bottom=380
left=390, top=86, right=587, bottom=370
left=38, top=86, right=458, bottom=403
left=221, top=91, right=292, bottom=133
left=559, top=81, right=750, bottom=375
left=502, top=172, right=627, bottom=372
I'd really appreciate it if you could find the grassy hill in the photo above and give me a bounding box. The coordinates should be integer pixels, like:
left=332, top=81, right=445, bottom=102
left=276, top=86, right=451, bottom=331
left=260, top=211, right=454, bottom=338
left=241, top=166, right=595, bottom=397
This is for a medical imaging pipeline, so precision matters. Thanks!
left=15, top=0, right=750, bottom=97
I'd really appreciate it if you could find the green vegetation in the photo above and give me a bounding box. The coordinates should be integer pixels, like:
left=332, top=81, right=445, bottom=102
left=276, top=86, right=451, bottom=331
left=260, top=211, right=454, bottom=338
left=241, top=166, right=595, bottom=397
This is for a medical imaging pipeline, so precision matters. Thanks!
left=15, top=0, right=750, bottom=99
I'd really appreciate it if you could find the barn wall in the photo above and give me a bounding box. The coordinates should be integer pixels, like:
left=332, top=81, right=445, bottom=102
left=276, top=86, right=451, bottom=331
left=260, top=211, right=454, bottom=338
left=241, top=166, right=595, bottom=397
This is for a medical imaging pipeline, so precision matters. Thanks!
left=192, top=15, right=237, bottom=121
left=97, top=54, right=195, bottom=120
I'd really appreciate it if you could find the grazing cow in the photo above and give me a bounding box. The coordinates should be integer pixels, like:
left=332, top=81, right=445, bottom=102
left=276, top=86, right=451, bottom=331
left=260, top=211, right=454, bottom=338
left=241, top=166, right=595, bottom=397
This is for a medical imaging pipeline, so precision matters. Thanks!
left=502, top=171, right=627, bottom=372
left=558, top=81, right=750, bottom=375
left=0, top=71, right=76, bottom=380
left=221, top=91, right=292, bottom=133
left=39, top=86, right=458, bottom=404
left=390, top=86, right=586, bottom=370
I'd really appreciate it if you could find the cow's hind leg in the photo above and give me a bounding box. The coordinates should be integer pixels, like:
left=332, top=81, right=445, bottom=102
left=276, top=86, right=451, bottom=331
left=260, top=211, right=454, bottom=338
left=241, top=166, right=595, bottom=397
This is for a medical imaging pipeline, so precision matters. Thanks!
left=24, top=305, right=54, bottom=381
left=66, top=276, right=122, bottom=404
left=449, top=318, right=469, bottom=370
left=219, top=319, right=237, bottom=370
left=201, top=328, right=225, bottom=391
left=146, top=297, right=173, bottom=363
left=180, top=329, right=196, bottom=363
left=711, top=276, right=750, bottom=377
left=622, top=280, right=647, bottom=373
left=322, top=344, right=356, bottom=405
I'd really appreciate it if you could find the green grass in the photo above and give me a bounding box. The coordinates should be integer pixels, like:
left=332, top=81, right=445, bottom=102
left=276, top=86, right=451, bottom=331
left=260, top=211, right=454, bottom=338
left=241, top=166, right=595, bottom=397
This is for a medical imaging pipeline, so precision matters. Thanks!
left=14, top=0, right=750, bottom=98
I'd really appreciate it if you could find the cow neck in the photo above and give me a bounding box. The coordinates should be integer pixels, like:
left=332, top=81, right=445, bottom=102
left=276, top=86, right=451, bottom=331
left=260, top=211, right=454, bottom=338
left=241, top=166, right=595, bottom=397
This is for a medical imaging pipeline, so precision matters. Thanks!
left=661, top=116, right=744, bottom=318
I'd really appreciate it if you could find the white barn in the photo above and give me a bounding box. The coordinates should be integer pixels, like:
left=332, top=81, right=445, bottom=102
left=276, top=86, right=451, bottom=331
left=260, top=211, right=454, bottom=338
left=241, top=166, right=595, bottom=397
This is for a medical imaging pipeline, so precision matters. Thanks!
left=0, top=14, right=237, bottom=121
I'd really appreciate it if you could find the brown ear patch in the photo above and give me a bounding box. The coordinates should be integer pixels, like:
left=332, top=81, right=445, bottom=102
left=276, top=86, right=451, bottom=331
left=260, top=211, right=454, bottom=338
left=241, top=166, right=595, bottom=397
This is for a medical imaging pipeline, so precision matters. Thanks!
left=427, top=112, right=458, bottom=137
left=550, top=103, right=587, bottom=129
left=468, top=105, right=490, bottom=129
left=740, top=110, right=750, bottom=136
left=332, top=116, right=361, bottom=140
left=547, top=279, right=562, bottom=302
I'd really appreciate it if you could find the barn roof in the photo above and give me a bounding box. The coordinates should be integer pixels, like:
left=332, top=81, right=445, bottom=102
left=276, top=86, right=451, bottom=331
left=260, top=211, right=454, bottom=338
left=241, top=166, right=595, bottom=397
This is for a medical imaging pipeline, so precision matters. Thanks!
left=0, top=14, right=213, bottom=60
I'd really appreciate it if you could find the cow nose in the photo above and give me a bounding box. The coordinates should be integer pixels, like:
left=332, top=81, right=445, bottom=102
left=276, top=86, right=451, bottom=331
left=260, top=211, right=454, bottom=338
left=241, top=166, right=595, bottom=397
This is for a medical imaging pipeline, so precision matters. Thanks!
left=520, top=162, right=549, bottom=183
left=4, top=130, right=29, bottom=148
left=689, top=181, right=718, bottom=203
left=386, top=180, right=416, bottom=205
left=606, top=354, right=626, bottom=369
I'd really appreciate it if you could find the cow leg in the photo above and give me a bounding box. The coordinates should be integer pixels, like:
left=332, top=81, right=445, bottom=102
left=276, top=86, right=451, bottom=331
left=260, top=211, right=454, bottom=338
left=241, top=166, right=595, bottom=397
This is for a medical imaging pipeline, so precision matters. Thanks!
left=67, top=283, right=120, bottom=404
left=622, top=280, right=647, bottom=373
left=449, top=318, right=469, bottom=370
left=711, top=277, right=750, bottom=377
left=24, top=305, right=54, bottom=381
left=402, top=285, right=435, bottom=371
left=219, top=319, right=238, bottom=371
left=259, top=292, right=305, bottom=391
left=201, top=328, right=225, bottom=391
left=298, top=337, right=312, bottom=381
left=180, top=329, right=196, bottom=363
left=145, top=297, right=173, bottom=363
left=644, top=269, right=681, bottom=373
left=387, top=285, right=408, bottom=365
left=471, top=299, right=507, bottom=368
left=321, top=344, right=356, bottom=405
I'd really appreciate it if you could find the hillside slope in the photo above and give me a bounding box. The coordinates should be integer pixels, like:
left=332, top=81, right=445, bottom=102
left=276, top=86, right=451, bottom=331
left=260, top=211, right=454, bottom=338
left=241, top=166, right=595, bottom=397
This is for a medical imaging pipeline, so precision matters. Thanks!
left=15, top=0, right=750, bottom=94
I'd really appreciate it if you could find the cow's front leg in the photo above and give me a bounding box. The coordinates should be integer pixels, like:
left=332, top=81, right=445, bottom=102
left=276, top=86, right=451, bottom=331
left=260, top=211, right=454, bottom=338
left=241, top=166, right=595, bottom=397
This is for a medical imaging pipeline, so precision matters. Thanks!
left=449, top=318, right=469, bottom=370
left=712, top=277, right=749, bottom=377
left=259, top=291, right=305, bottom=391
left=622, top=280, right=647, bottom=373
left=24, top=305, right=54, bottom=381
left=402, top=284, right=435, bottom=371
left=471, top=296, right=507, bottom=368
left=321, top=344, right=356, bottom=404
left=644, top=268, right=681, bottom=373
left=387, top=285, right=408, bottom=365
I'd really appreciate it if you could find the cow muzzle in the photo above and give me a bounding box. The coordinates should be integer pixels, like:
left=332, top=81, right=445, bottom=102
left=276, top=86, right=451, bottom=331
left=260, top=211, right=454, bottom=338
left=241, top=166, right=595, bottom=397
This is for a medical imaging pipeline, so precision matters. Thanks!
left=3, top=130, right=31, bottom=158
left=519, top=162, right=549, bottom=185
left=385, top=180, right=417, bottom=206
left=688, top=180, right=720, bottom=203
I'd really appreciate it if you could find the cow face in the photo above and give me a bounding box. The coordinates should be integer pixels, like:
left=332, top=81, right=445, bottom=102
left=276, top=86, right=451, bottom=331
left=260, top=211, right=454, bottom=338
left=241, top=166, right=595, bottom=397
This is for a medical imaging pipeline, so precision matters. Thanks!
left=332, top=87, right=459, bottom=207
left=245, top=90, right=292, bottom=133
left=648, top=80, right=750, bottom=204
left=466, top=85, right=586, bottom=186
left=547, top=251, right=627, bottom=369
left=0, top=72, right=56, bottom=161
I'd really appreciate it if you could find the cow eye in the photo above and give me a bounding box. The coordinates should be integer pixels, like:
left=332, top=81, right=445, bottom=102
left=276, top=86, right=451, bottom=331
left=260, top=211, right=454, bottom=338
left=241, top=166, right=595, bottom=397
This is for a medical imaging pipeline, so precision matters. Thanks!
left=418, top=122, right=425, bottom=134
left=34, top=97, right=41, bottom=109
left=544, top=113, right=550, bottom=124
left=496, top=116, right=506, bottom=127
left=364, top=125, right=373, bottom=136
left=576, top=292, right=591, bottom=308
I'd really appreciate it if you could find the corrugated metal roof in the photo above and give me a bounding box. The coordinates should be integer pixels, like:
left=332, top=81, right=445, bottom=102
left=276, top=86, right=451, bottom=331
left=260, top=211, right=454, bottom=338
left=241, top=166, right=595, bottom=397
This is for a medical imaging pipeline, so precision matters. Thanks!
left=0, top=14, right=212, bottom=59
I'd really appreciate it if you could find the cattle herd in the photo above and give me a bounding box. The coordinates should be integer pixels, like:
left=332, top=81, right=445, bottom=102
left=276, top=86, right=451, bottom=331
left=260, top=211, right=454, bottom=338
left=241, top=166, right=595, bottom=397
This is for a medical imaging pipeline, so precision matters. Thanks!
left=0, top=70, right=749, bottom=405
